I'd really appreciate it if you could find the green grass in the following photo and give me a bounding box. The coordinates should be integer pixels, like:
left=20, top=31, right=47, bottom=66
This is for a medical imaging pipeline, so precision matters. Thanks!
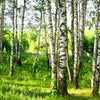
left=0, top=52, right=100, bottom=100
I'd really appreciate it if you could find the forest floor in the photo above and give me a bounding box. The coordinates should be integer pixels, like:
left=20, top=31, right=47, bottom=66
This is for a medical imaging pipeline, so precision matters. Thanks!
left=0, top=52, right=100, bottom=100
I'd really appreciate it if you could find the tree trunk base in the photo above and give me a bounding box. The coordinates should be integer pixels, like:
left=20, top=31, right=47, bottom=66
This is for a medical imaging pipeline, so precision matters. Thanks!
left=47, top=59, right=50, bottom=69
left=73, top=76, right=79, bottom=89
left=91, top=89, right=99, bottom=96
left=58, top=77, right=68, bottom=95
left=18, top=58, right=22, bottom=66
left=10, top=73, right=13, bottom=77
left=91, top=76, right=99, bottom=96
left=10, top=70, right=13, bottom=77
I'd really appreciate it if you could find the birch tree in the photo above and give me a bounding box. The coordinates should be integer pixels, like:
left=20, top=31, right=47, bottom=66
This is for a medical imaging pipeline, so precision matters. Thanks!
left=66, top=3, right=72, bottom=82
left=75, top=0, right=87, bottom=88
left=10, top=0, right=15, bottom=76
left=96, top=32, right=100, bottom=95
left=58, top=0, right=68, bottom=94
left=18, top=0, right=26, bottom=66
left=78, top=0, right=87, bottom=71
left=15, top=0, right=18, bottom=63
left=0, top=0, right=5, bottom=63
left=73, top=0, right=79, bottom=89
left=71, top=0, right=74, bottom=69
left=91, top=0, right=100, bottom=96
left=54, top=0, right=58, bottom=54
left=45, top=0, right=57, bottom=93
left=33, top=11, right=42, bottom=73
left=57, top=3, right=60, bottom=86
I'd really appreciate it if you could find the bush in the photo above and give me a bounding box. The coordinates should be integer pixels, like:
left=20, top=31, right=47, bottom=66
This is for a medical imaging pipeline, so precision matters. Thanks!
left=2, top=29, right=30, bottom=53
left=83, top=35, right=94, bottom=55
left=3, top=29, right=11, bottom=53
left=22, top=37, right=29, bottom=51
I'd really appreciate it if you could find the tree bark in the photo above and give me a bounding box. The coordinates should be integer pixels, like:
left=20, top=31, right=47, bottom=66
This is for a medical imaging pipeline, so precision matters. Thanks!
left=18, top=0, right=26, bottom=66
left=96, top=32, right=100, bottom=94
left=0, top=0, right=5, bottom=63
left=57, top=5, right=60, bottom=90
left=73, top=0, right=79, bottom=89
left=10, top=0, right=15, bottom=76
left=45, top=0, right=57, bottom=93
left=71, top=0, right=74, bottom=70
left=66, top=3, right=72, bottom=82
left=54, top=2, right=58, bottom=54
left=91, top=0, right=100, bottom=96
left=78, top=0, right=87, bottom=71
left=15, top=0, right=18, bottom=63
left=58, top=0, right=68, bottom=95
left=76, top=0, right=87, bottom=88
left=33, top=11, right=42, bottom=74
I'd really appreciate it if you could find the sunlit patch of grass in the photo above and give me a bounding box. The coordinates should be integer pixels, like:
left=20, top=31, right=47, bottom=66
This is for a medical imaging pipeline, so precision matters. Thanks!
left=68, top=88, right=91, bottom=97
left=68, top=88, right=100, bottom=100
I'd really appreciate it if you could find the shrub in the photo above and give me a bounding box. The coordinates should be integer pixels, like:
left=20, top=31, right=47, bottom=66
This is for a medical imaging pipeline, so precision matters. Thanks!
left=22, top=37, right=29, bottom=51
left=3, top=29, right=11, bottom=53
left=83, top=35, right=94, bottom=55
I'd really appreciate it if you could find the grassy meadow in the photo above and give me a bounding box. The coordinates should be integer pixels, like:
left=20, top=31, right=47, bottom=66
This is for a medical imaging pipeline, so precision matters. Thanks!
left=0, top=29, right=100, bottom=100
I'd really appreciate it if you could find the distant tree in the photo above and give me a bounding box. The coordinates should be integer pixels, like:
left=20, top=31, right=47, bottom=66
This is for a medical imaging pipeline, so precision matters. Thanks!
left=18, top=0, right=26, bottom=66
left=33, top=11, right=42, bottom=73
left=78, top=0, right=87, bottom=75
left=15, top=0, right=18, bottom=63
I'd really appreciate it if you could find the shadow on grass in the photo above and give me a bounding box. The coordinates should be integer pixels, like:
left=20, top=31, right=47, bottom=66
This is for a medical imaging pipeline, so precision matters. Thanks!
left=68, top=94, right=100, bottom=100
left=68, top=94, right=90, bottom=100
left=24, top=91, right=100, bottom=100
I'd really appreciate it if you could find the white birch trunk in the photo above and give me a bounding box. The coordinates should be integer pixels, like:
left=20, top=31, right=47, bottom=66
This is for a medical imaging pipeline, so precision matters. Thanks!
left=10, top=0, right=15, bottom=76
left=71, top=0, right=74, bottom=69
left=15, top=0, right=18, bottom=63
left=33, top=11, right=42, bottom=74
left=58, top=0, right=68, bottom=95
left=73, top=0, right=79, bottom=89
left=96, top=32, right=100, bottom=94
left=91, top=0, right=100, bottom=96
left=0, top=0, right=5, bottom=63
left=18, top=0, right=26, bottom=66
left=45, top=0, right=57, bottom=93
left=78, top=0, right=87, bottom=70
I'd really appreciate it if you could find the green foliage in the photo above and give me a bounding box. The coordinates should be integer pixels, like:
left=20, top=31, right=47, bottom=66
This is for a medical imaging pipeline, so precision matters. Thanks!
left=79, top=56, right=93, bottom=88
left=83, top=36, right=94, bottom=55
left=29, top=32, right=38, bottom=42
left=4, top=28, right=96, bottom=55
left=2, top=29, right=30, bottom=53
left=22, top=37, right=29, bottom=51
left=18, top=32, right=30, bottom=52
left=3, top=29, right=11, bottom=53
left=83, top=29, right=95, bottom=55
